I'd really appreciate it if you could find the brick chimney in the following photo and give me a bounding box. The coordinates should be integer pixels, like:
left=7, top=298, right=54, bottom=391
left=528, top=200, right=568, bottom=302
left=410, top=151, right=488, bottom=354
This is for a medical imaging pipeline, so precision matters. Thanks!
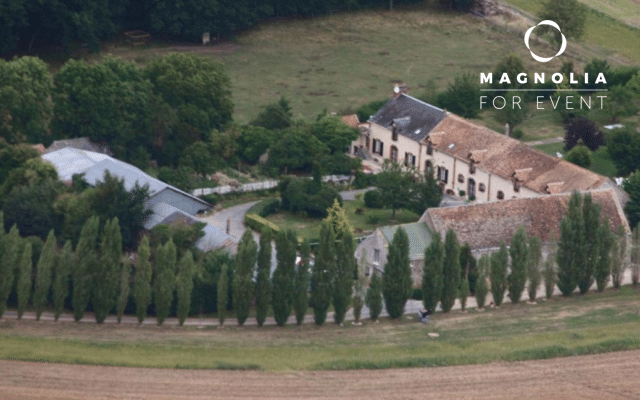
left=392, top=83, right=408, bottom=98
left=505, top=123, right=510, bottom=137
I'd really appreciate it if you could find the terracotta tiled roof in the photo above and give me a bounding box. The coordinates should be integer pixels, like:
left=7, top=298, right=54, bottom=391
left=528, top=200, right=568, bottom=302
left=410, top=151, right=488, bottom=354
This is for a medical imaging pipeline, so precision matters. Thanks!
left=421, top=189, right=629, bottom=250
left=427, top=114, right=608, bottom=194
left=341, top=114, right=360, bottom=128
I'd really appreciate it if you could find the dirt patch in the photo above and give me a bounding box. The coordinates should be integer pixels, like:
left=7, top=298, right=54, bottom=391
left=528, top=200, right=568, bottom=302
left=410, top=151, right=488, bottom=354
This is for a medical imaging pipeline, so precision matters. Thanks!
left=1, top=350, right=639, bottom=399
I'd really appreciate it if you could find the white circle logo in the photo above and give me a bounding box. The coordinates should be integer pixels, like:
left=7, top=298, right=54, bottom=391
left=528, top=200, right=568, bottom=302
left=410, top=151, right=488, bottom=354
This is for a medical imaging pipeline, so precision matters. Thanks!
left=524, top=20, right=567, bottom=63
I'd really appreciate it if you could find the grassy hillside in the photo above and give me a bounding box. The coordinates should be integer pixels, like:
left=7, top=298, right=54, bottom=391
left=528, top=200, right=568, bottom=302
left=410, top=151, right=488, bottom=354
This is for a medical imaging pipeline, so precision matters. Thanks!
left=1, top=285, right=639, bottom=371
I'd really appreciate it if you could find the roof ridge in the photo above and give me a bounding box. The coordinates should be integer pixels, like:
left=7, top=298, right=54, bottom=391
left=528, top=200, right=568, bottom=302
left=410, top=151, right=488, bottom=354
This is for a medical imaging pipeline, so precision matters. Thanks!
left=401, top=93, right=445, bottom=113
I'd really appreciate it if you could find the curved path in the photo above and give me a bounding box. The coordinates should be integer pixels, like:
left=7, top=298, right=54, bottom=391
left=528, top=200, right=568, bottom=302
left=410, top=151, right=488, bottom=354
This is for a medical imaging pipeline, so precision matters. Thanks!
left=1, top=350, right=639, bottom=399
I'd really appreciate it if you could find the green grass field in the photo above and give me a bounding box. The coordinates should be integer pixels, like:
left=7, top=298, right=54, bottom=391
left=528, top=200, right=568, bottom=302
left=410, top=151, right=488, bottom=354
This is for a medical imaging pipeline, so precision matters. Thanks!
left=266, top=199, right=420, bottom=241
left=534, top=142, right=617, bottom=177
left=1, top=286, right=639, bottom=371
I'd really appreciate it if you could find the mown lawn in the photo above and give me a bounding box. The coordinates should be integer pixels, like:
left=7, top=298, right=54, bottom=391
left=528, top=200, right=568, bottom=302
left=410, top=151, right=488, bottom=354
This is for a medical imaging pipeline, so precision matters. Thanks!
left=0, top=286, right=639, bottom=371
left=265, top=199, right=420, bottom=242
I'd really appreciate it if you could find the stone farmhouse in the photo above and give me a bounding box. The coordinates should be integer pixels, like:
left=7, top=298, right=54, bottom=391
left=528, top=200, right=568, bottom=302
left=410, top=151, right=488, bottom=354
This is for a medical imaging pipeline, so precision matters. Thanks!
left=350, top=88, right=610, bottom=202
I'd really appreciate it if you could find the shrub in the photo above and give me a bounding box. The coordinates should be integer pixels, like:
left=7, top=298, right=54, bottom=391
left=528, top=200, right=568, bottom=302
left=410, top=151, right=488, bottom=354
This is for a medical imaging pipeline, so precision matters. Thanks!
left=511, top=128, right=524, bottom=139
left=246, top=198, right=280, bottom=218
left=201, top=193, right=220, bottom=205
left=364, top=190, right=383, bottom=208
left=367, top=215, right=382, bottom=225
left=565, top=145, right=592, bottom=168
left=458, top=190, right=466, bottom=197
left=244, top=214, right=280, bottom=234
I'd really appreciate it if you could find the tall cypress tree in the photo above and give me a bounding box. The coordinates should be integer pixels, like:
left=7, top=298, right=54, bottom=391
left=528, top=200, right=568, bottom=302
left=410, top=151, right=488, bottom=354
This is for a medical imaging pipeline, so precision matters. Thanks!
left=475, top=254, right=490, bottom=309
left=422, top=231, right=443, bottom=313
left=17, top=241, right=33, bottom=320
left=154, top=239, right=176, bottom=326
left=34, top=230, right=56, bottom=320
left=611, top=225, right=627, bottom=289
left=557, top=192, right=583, bottom=296
left=294, top=240, right=310, bottom=325
left=441, top=229, right=460, bottom=313
left=631, top=227, right=640, bottom=286
left=72, top=216, right=99, bottom=322
left=459, top=243, right=477, bottom=294
left=527, top=236, right=542, bottom=302
left=383, top=227, right=412, bottom=319
left=53, top=240, right=72, bottom=321
left=0, top=224, right=20, bottom=318
left=116, top=258, right=131, bottom=323
left=490, top=241, right=509, bottom=306
left=579, top=194, right=601, bottom=294
left=352, top=251, right=367, bottom=325
left=134, top=236, right=152, bottom=323
left=176, top=250, right=194, bottom=326
left=544, top=233, right=557, bottom=299
left=94, top=218, right=122, bottom=324
left=333, top=231, right=355, bottom=324
left=365, top=272, right=383, bottom=321
left=218, top=263, right=228, bottom=326
left=272, top=230, right=296, bottom=326
left=311, top=222, right=334, bottom=325
left=595, top=218, right=613, bottom=292
left=508, top=226, right=528, bottom=304
left=255, top=227, right=272, bottom=327
left=234, top=229, right=257, bottom=326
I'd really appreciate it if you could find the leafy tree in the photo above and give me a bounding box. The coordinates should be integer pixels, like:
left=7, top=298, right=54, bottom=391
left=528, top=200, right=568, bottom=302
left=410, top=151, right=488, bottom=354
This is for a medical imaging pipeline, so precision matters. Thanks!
left=611, top=225, right=627, bottom=289
left=272, top=230, right=296, bottom=326
left=0, top=224, right=19, bottom=317
left=564, top=117, right=603, bottom=151
left=557, top=192, right=584, bottom=296
left=53, top=240, right=71, bottom=321
left=441, top=229, right=461, bottom=312
left=631, top=227, right=640, bottom=286
left=356, top=99, right=387, bottom=123
left=1, top=158, right=58, bottom=206
left=582, top=59, right=610, bottom=91
left=53, top=57, right=154, bottom=161
left=407, top=170, right=443, bottom=215
left=0, top=142, right=39, bottom=184
left=217, top=263, right=229, bottom=327
left=376, top=161, right=412, bottom=219
left=311, top=222, right=335, bottom=325
left=475, top=254, right=490, bottom=309
left=496, top=93, right=529, bottom=136
left=237, top=125, right=277, bottom=164
left=157, top=166, right=196, bottom=193
left=603, top=85, right=638, bottom=123
left=365, top=273, right=383, bottom=321
left=333, top=231, right=355, bottom=324
left=116, top=258, right=131, bottom=323
left=383, top=227, right=412, bottom=318
left=436, top=73, right=481, bottom=118
left=134, top=236, right=152, bottom=323
left=179, top=141, right=215, bottom=177
left=94, top=218, right=122, bottom=324
left=527, top=236, right=542, bottom=302
left=579, top=194, right=601, bottom=294
left=0, top=1, right=28, bottom=54
left=145, top=53, right=233, bottom=144
left=176, top=250, right=195, bottom=326
left=508, top=226, right=528, bottom=304
left=544, top=234, right=558, bottom=299
left=17, top=241, right=32, bottom=320
left=154, top=239, right=176, bottom=326
left=72, top=216, right=99, bottom=321
left=324, top=199, right=353, bottom=240
left=490, top=241, right=509, bottom=306
left=627, top=72, right=640, bottom=97
left=256, top=227, right=272, bottom=327
left=624, top=171, right=640, bottom=230
left=268, top=127, right=328, bottom=174
left=608, top=127, right=640, bottom=176
left=0, top=57, right=54, bottom=144
left=294, top=240, right=311, bottom=325
left=251, top=97, right=293, bottom=130
left=595, top=218, right=613, bottom=292
left=34, top=230, right=56, bottom=320
left=279, top=177, right=341, bottom=218
left=491, top=54, right=530, bottom=91
left=538, top=0, right=588, bottom=43
left=353, top=251, right=367, bottom=325
left=312, top=115, right=359, bottom=154
left=234, top=229, right=257, bottom=326
left=422, top=232, right=444, bottom=313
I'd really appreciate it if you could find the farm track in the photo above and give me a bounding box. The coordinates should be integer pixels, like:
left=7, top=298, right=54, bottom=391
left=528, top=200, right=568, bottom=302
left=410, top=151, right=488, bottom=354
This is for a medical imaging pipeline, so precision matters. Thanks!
left=1, top=350, right=640, bottom=399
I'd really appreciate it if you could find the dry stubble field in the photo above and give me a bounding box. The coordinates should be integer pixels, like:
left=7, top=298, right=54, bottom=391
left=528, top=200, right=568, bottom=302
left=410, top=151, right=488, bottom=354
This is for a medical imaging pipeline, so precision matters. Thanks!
left=2, top=350, right=640, bottom=400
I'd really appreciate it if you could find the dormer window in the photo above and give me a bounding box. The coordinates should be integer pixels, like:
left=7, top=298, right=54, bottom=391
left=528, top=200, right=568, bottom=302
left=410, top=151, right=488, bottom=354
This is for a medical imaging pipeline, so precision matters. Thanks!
left=497, top=191, right=504, bottom=200
left=514, top=181, right=521, bottom=192
left=392, top=124, right=398, bottom=141
left=427, top=143, right=433, bottom=155
left=469, top=163, right=476, bottom=174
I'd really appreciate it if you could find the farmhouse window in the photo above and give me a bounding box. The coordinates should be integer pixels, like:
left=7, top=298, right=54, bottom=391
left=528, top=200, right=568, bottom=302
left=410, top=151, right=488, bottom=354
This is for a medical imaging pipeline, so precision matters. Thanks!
left=425, top=160, right=433, bottom=174
left=478, top=183, right=486, bottom=192
left=438, top=166, right=448, bottom=184
left=497, top=190, right=504, bottom=200
left=469, top=163, right=476, bottom=174
left=374, top=249, right=380, bottom=262
left=514, top=181, right=521, bottom=192
left=390, top=146, right=398, bottom=163
left=458, top=174, right=465, bottom=183
left=392, top=125, right=398, bottom=141
left=427, top=143, right=433, bottom=155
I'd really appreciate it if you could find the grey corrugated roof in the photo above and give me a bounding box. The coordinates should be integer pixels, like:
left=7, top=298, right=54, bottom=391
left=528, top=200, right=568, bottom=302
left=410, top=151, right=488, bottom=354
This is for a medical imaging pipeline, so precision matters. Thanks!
left=369, top=94, right=445, bottom=142
left=42, top=147, right=209, bottom=207
left=197, top=224, right=239, bottom=254
left=143, top=202, right=190, bottom=230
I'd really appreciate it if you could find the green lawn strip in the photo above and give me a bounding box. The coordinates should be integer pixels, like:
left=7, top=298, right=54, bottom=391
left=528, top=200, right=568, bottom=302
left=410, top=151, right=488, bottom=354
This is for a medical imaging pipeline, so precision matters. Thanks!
left=1, top=286, right=638, bottom=371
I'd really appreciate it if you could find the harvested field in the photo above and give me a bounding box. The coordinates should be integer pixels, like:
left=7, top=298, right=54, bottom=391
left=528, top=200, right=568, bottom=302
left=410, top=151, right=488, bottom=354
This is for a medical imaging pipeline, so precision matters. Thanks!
left=2, top=350, right=640, bottom=399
